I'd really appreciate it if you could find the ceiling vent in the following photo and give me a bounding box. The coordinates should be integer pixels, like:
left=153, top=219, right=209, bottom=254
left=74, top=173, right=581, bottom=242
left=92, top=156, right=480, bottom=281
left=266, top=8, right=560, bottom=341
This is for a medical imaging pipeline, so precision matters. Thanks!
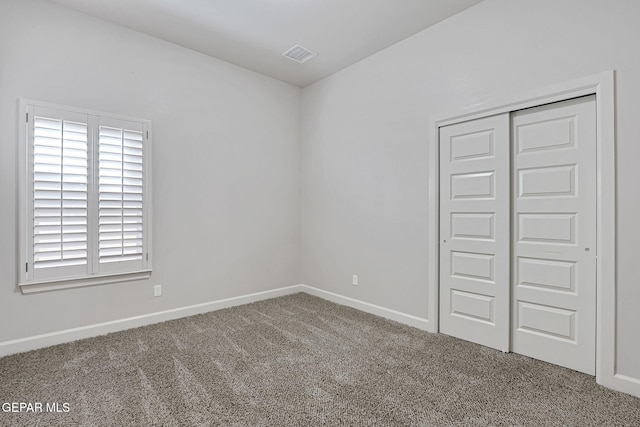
left=282, top=45, right=317, bottom=63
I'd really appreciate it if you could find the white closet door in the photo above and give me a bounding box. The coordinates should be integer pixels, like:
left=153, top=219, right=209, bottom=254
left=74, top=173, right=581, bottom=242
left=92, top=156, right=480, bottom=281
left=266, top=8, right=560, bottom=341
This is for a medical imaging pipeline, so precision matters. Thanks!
left=511, top=96, right=596, bottom=374
left=439, top=113, right=510, bottom=352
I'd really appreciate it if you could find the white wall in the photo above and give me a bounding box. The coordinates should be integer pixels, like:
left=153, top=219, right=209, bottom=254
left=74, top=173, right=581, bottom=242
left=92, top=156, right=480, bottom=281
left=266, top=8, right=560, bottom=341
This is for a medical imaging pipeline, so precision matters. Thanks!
left=0, top=0, right=301, bottom=343
left=300, top=0, right=640, bottom=381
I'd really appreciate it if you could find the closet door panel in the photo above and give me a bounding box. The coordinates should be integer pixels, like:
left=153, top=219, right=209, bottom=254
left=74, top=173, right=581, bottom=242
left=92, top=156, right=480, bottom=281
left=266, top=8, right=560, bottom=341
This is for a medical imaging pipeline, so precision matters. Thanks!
left=511, top=95, right=597, bottom=375
left=439, top=113, right=510, bottom=352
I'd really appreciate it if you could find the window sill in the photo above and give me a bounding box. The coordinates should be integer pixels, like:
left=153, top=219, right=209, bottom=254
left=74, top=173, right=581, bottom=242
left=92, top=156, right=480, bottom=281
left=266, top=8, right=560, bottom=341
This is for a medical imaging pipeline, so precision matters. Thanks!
left=18, top=270, right=152, bottom=294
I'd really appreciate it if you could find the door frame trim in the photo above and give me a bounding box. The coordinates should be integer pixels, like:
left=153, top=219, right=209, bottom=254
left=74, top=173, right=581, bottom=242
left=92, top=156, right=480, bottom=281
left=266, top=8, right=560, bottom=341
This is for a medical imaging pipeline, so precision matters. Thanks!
left=427, top=71, right=620, bottom=392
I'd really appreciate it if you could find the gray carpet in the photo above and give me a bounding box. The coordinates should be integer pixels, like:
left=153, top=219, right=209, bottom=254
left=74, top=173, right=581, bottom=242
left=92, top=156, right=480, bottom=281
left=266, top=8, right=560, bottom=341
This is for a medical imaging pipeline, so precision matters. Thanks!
left=1, top=293, right=639, bottom=426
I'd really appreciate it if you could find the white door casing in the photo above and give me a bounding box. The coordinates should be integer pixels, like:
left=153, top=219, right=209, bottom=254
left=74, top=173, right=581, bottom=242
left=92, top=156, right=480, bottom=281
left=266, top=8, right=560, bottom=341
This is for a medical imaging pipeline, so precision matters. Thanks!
left=511, top=95, right=597, bottom=375
left=439, top=113, right=510, bottom=352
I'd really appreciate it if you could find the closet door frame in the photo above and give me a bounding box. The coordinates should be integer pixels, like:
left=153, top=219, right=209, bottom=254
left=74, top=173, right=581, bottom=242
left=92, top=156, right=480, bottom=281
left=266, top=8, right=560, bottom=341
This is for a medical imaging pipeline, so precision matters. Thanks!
left=427, top=71, right=617, bottom=391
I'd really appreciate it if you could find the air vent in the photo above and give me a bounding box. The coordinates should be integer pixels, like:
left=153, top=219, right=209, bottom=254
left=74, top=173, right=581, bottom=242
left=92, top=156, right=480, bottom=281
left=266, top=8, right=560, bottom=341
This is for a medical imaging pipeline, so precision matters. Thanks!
left=282, top=45, right=317, bottom=63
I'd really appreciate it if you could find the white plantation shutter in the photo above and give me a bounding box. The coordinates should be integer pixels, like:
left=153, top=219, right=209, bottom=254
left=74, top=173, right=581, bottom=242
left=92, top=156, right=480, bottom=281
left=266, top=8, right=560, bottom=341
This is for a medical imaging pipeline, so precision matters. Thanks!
left=30, top=108, right=90, bottom=281
left=97, top=118, right=146, bottom=272
left=20, top=101, right=151, bottom=290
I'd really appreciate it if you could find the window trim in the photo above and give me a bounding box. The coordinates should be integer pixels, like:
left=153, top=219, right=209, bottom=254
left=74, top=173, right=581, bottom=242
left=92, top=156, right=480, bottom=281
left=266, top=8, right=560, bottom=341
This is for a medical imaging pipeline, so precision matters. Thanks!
left=18, top=99, right=153, bottom=293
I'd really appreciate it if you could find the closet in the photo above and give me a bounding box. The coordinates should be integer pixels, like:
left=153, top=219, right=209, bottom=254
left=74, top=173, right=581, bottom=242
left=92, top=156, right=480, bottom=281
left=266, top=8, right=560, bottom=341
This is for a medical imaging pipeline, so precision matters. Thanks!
left=439, top=95, right=596, bottom=375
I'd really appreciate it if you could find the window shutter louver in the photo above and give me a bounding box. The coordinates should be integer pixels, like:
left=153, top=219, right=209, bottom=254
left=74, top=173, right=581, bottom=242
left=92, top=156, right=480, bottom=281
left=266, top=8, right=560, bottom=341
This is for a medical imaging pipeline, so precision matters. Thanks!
left=32, top=114, right=89, bottom=277
left=98, top=121, right=145, bottom=268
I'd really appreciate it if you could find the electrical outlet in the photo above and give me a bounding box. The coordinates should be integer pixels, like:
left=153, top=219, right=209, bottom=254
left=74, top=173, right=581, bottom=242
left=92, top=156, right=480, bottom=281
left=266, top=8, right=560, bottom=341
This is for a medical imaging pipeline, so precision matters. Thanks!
left=352, top=275, right=358, bottom=286
left=154, top=285, right=162, bottom=297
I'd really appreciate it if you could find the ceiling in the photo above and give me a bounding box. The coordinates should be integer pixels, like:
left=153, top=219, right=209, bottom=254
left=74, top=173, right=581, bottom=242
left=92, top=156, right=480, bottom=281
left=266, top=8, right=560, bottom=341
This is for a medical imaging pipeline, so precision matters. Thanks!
left=48, top=0, right=483, bottom=88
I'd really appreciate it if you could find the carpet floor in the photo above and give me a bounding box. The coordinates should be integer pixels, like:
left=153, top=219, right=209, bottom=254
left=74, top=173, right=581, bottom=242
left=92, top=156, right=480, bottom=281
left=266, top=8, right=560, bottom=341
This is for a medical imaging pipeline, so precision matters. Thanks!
left=1, top=293, right=639, bottom=426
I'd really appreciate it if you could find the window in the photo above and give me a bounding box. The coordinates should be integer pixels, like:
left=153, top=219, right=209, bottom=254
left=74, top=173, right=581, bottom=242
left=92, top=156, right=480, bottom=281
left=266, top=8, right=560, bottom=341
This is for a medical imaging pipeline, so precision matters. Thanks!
left=18, top=101, right=152, bottom=293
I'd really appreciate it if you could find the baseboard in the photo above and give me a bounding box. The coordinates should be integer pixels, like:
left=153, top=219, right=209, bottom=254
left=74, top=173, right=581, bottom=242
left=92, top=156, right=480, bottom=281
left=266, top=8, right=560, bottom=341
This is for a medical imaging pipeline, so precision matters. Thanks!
left=0, top=284, right=304, bottom=358
left=601, top=374, right=640, bottom=398
left=4, top=282, right=637, bottom=398
left=300, top=285, right=430, bottom=331
left=0, top=284, right=430, bottom=358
